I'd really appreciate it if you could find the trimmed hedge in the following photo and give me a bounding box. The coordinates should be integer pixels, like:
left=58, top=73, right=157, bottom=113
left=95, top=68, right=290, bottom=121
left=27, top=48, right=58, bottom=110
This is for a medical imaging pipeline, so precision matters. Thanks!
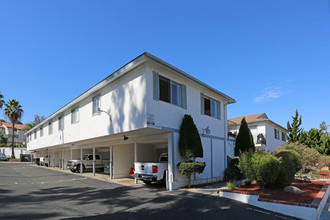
left=178, top=162, right=206, bottom=176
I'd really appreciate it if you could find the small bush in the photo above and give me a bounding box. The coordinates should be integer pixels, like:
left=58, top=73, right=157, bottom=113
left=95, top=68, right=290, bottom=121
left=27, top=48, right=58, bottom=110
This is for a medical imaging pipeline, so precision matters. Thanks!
left=275, top=150, right=302, bottom=173
left=242, top=179, right=252, bottom=186
left=226, top=182, right=235, bottom=190
left=274, top=156, right=296, bottom=187
left=318, top=155, right=330, bottom=169
left=223, top=158, right=243, bottom=181
left=239, top=152, right=281, bottom=189
left=237, top=152, right=254, bottom=180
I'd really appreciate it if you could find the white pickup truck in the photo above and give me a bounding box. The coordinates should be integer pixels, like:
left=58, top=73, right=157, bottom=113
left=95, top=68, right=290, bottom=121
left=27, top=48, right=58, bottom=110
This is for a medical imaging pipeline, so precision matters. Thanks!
left=66, top=154, right=107, bottom=173
left=40, top=156, right=50, bottom=166
left=133, top=153, right=168, bottom=185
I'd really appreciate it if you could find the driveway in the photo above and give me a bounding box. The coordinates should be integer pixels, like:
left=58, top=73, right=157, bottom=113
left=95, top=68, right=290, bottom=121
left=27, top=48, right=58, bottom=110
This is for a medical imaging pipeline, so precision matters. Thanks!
left=0, top=162, right=298, bottom=219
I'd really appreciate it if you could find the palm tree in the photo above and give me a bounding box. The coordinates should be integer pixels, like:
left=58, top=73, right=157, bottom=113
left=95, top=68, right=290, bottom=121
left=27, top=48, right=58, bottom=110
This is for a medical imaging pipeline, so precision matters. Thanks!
left=0, top=92, right=4, bottom=109
left=4, top=99, right=23, bottom=158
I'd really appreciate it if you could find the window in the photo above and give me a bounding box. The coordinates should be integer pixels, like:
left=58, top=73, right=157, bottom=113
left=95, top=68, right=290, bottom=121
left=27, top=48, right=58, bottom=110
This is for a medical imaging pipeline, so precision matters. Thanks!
left=58, top=116, right=64, bottom=130
left=281, top=131, right=286, bottom=141
left=274, top=128, right=279, bottom=139
left=92, top=95, right=100, bottom=114
left=40, top=127, right=43, bottom=137
left=30, top=134, right=32, bottom=141
left=201, top=94, right=220, bottom=119
left=34, top=130, right=37, bottom=139
left=48, top=121, right=53, bottom=135
left=159, top=75, right=183, bottom=107
left=71, top=107, right=79, bottom=124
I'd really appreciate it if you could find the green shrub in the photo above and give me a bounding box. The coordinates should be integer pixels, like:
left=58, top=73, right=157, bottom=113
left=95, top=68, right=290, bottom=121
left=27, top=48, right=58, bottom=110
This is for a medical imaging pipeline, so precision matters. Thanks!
left=224, top=158, right=243, bottom=181
left=274, top=156, right=296, bottom=187
left=237, top=152, right=254, bottom=180
left=178, top=162, right=206, bottom=188
left=239, top=152, right=281, bottom=189
left=275, top=150, right=302, bottom=173
left=242, top=179, right=252, bottom=186
left=226, top=182, right=235, bottom=190
left=251, top=152, right=281, bottom=189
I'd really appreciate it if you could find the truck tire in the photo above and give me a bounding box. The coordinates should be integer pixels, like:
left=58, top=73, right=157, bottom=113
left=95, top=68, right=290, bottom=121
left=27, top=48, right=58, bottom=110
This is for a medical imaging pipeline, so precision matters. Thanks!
left=76, top=164, right=85, bottom=173
left=143, top=180, right=152, bottom=185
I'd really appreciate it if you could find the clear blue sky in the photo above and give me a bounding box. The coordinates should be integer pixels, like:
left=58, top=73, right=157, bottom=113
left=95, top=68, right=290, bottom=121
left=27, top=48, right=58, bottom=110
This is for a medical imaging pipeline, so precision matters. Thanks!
left=1, top=0, right=329, bottom=131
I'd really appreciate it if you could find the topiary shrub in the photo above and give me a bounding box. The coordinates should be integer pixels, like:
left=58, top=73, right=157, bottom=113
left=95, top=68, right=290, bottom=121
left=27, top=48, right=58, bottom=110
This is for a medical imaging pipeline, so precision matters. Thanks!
left=275, top=150, right=302, bottom=173
left=274, top=156, right=296, bottom=187
left=177, top=114, right=206, bottom=188
left=178, top=162, right=206, bottom=187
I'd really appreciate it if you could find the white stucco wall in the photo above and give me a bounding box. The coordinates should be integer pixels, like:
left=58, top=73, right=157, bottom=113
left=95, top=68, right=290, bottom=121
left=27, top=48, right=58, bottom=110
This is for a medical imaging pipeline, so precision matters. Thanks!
left=27, top=64, right=147, bottom=151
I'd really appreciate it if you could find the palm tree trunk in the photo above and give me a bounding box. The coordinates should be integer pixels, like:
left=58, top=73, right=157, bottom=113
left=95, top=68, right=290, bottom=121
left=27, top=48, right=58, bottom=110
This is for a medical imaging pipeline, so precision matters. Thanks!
left=11, top=122, right=15, bottom=158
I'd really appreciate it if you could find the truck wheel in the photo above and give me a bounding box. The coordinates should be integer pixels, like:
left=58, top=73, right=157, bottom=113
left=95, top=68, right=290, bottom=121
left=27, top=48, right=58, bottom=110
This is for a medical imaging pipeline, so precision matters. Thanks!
left=70, top=169, right=75, bottom=173
left=77, top=165, right=85, bottom=173
left=143, top=181, right=152, bottom=185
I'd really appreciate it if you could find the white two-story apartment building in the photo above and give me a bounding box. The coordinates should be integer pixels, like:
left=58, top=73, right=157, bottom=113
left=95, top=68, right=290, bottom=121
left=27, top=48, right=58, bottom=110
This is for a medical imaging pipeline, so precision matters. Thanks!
left=228, top=113, right=287, bottom=152
left=26, top=53, right=236, bottom=190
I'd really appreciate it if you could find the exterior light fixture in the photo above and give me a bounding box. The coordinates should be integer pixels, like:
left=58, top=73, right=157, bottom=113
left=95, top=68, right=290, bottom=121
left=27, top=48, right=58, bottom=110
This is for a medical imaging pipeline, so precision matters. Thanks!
left=123, top=135, right=128, bottom=141
left=97, top=108, right=112, bottom=122
left=202, top=126, right=211, bottom=136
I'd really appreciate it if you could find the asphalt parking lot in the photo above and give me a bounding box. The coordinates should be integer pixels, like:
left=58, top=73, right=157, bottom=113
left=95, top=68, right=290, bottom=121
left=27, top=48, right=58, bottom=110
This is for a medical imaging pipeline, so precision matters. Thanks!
left=0, top=162, right=298, bottom=220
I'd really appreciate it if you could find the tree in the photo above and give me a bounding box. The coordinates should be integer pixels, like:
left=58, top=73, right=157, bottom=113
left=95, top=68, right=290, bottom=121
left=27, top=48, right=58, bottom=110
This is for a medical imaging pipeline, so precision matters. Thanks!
left=34, top=115, right=45, bottom=124
left=4, top=99, right=23, bottom=158
left=320, top=121, right=327, bottom=133
left=235, top=118, right=255, bottom=156
left=0, top=92, right=4, bottom=109
left=178, top=114, right=206, bottom=188
left=287, top=109, right=302, bottom=143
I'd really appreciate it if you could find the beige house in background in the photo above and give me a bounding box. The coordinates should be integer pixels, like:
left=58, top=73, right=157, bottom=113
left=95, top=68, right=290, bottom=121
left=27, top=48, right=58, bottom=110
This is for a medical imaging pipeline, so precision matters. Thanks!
left=228, top=113, right=287, bottom=152
left=0, top=122, right=28, bottom=146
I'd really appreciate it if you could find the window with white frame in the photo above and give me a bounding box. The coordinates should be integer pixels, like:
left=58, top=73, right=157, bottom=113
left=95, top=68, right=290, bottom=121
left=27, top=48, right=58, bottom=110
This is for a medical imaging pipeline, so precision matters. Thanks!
left=58, top=115, right=64, bottom=130
left=34, top=130, right=37, bottom=139
left=48, top=121, right=53, bottom=135
left=40, top=127, right=43, bottom=137
left=274, top=128, right=279, bottom=139
left=281, top=131, right=286, bottom=141
left=201, top=94, right=220, bottom=119
left=153, top=72, right=187, bottom=108
left=92, top=95, right=100, bottom=115
left=71, top=107, right=79, bottom=124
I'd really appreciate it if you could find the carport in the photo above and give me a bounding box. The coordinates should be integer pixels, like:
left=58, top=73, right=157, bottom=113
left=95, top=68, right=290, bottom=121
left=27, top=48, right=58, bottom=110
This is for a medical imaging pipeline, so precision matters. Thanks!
left=36, top=128, right=172, bottom=188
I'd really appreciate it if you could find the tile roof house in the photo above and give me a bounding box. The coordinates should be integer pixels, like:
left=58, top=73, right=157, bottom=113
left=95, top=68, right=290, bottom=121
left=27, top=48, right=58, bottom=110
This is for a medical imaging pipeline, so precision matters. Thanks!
left=228, top=113, right=287, bottom=152
left=0, top=122, right=28, bottom=146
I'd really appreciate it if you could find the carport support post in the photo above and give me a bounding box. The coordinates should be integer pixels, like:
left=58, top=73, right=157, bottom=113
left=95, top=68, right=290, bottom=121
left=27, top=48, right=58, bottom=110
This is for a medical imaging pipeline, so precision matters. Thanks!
left=93, top=147, right=95, bottom=176
left=53, top=151, right=55, bottom=168
left=62, top=150, right=65, bottom=170
left=134, top=143, right=138, bottom=184
left=80, top=148, right=83, bottom=174
left=109, top=146, right=113, bottom=179
left=47, top=150, right=50, bottom=167
left=70, top=148, right=72, bottom=160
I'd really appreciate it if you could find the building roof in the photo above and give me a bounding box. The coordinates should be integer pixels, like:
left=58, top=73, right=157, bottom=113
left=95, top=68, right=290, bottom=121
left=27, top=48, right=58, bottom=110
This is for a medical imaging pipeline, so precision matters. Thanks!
left=0, top=122, right=28, bottom=130
left=228, top=113, right=287, bottom=131
left=25, top=52, right=236, bottom=135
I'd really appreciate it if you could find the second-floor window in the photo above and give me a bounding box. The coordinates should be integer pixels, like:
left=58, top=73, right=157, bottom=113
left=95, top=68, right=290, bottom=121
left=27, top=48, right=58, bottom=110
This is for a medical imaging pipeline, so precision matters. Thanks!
left=153, top=72, right=187, bottom=109
left=201, top=94, right=220, bottom=119
left=92, top=95, right=100, bottom=115
left=58, top=116, right=64, bottom=130
left=159, top=76, right=183, bottom=107
left=281, top=131, right=286, bottom=141
left=71, top=107, right=79, bottom=124
left=274, top=128, right=279, bottom=139
left=34, top=130, right=37, bottom=139
left=49, top=121, right=53, bottom=135
left=40, top=127, right=43, bottom=137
